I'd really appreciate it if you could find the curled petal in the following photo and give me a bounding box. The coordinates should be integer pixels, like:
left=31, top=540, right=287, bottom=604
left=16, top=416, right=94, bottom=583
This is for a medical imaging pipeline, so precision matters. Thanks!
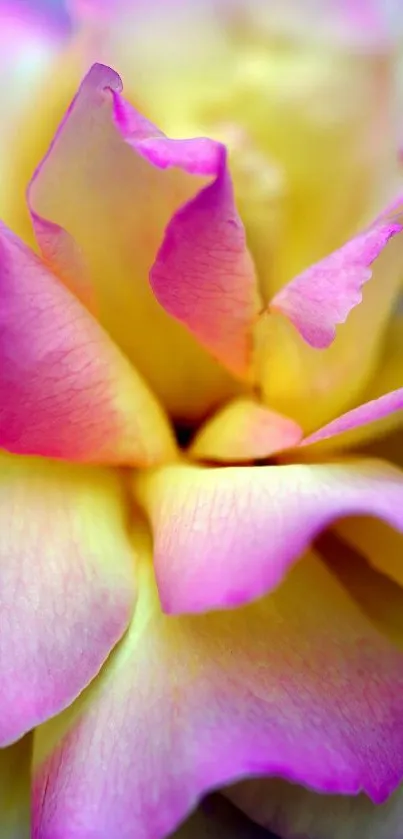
left=269, top=212, right=403, bottom=349
left=33, top=544, right=403, bottom=839
left=258, top=212, right=403, bottom=432
left=0, top=454, right=136, bottom=745
left=189, top=398, right=302, bottom=463
left=0, top=222, right=175, bottom=464
left=134, top=458, right=403, bottom=613
left=148, top=146, right=260, bottom=380
left=28, top=63, right=259, bottom=419
left=113, top=88, right=261, bottom=377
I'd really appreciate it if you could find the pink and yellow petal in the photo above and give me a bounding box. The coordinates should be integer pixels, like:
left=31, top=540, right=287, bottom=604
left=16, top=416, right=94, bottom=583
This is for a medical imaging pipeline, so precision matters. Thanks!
left=269, top=214, right=403, bottom=349
left=0, top=453, right=136, bottom=745
left=32, top=541, right=403, bottom=839
left=257, top=207, right=403, bottom=432
left=0, top=736, right=31, bottom=839
left=189, top=398, right=302, bottom=463
left=300, top=388, right=403, bottom=452
left=133, top=458, right=403, bottom=614
left=28, top=63, right=259, bottom=420
left=0, top=221, right=175, bottom=464
left=68, top=0, right=399, bottom=307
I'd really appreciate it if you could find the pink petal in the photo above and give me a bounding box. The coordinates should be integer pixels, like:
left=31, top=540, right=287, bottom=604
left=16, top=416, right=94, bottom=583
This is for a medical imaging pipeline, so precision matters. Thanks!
left=269, top=214, right=403, bottom=349
left=134, top=458, right=403, bottom=613
left=189, top=398, right=303, bottom=463
left=0, top=221, right=175, bottom=464
left=109, top=73, right=261, bottom=379
left=301, top=388, right=403, bottom=448
left=32, top=546, right=403, bottom=839
left=258, top=221, right=403, bottom=434
left=0, top=454, right=136, bottom=745
left=147, top=143, right=260, bottom=380
left=28, top=64, right=260, bottom=419
left=112, top=88, right=261, bottom=378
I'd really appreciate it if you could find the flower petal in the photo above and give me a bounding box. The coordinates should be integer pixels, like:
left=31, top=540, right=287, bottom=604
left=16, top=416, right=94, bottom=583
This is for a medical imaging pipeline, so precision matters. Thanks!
left=0, top=736, right=31, bottom=839
left=189, top=398, right=302, bottom=463
left=269, top=210, right=403, bottom=349
left=258, top=208, right=403, bottom=431
left=226, top=776, right=403, bottom=839
left=295, top=315, right=403, bottom=453
left=300, top=388, right=403, bottom=449
left=28, top=63, right=259, bottom=419
left=0, top=453, right=135, bottom=745
left=133, top=458, right=403, bottom=613
left=32, top=543, right=403, bottom=839
left=148, top=138, right=261, bottom=380
left=0, top=222, right=175, bottom=464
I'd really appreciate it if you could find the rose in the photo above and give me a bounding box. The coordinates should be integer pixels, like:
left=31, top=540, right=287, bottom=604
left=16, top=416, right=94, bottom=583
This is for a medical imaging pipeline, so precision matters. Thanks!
left=1, top=3, right=403, bottom=839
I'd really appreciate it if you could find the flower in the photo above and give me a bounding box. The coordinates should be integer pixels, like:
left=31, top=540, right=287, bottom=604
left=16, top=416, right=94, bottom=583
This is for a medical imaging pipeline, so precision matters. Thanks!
left=1, top=2, right=403, bottom=838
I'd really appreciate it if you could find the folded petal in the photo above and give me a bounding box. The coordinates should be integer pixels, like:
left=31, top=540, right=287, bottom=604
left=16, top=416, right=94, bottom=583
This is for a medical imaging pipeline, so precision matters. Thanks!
left=147, top=139, right=260, bottom=380
left=32, top=544, right=403, bottom=839
left=226, top=776, right=403, bottom=839
left=258, top=207, right=403, bottom=431
left=28, top=63, right=259, bottom=419
left=269, top=212, right=403, bottom=349
left=0, top=222, right=175, bottom=464
left=0, top=454, right=136, bottom=745
left=189, top=398, right=302, bottom=463
left=133, top=458, right=403, bottom=613
left=0, top=736, right=31, bottom=839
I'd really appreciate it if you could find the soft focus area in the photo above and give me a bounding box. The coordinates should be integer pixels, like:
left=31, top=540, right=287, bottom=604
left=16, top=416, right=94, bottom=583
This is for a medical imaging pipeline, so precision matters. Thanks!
left=1, top=2, right=403, bottom=839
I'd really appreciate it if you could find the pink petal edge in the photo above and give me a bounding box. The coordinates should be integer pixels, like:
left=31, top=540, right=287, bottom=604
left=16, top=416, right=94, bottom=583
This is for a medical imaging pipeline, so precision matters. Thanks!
left=112, top=88, right=261, bottom=380
left=134, top=458, right=403, bottom=614
left=28, top=63, right=261, bottom=380
left=301, top=387, right=403, bottom=447
left=269, top=216, right=403, bottom=348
